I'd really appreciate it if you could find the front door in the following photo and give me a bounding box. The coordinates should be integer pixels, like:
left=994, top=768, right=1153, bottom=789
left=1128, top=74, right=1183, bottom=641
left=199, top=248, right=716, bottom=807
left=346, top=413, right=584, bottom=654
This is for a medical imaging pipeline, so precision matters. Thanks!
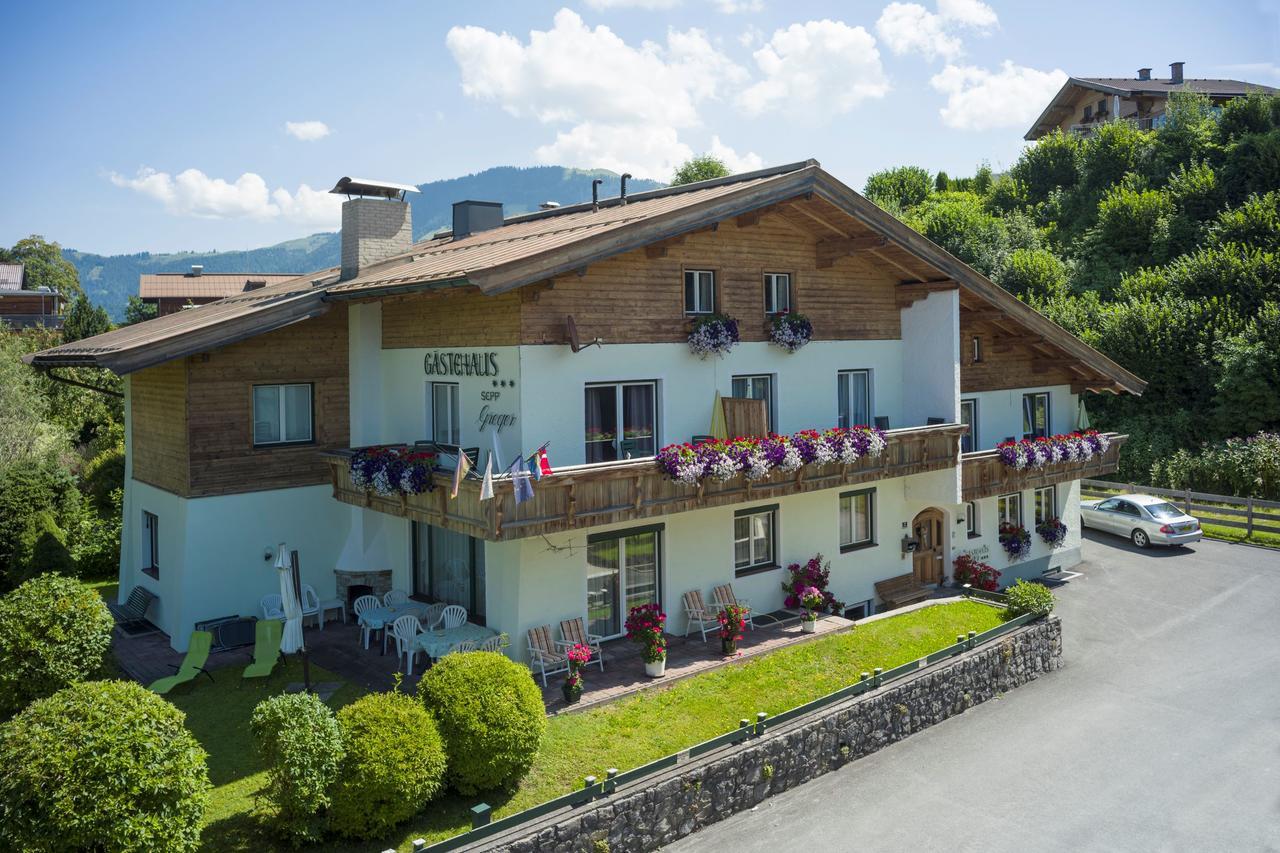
left=911, top=508, right=945, bottom=585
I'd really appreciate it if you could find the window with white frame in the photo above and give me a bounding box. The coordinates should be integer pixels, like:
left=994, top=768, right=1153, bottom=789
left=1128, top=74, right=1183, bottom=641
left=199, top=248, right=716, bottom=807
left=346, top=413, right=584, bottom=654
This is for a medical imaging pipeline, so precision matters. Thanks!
left=763, top=272, right=791, bottom=314
left=997, top=493, right=1022, bottom=527
left=142, top=511, right=159, bottom=577
left=837, top=369, right=872, bottom=429
left=734, top=505, right=777, bottom=574
left=252, top=383, right=313, bottom=446
left=584, top=381, right=658, bottom=463
left=731, top=374, right=776, bottom=433
left=684, top=269, right=715, bottom=314
left=1022, top=392, right=1050, bottom=439
left=1035, top=486, right=1057, bottom=525
left=966, top=501, right=980, bottom=537
left=839, top=488, right=875, bottom=551
left=960, top=398, right=978, bottom=453
left=430, top=382, right=461, bottom=445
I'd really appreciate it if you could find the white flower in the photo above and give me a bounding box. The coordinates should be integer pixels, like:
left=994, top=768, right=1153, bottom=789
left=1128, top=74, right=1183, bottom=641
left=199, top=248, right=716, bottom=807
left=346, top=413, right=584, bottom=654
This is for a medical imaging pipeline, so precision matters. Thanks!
left=777, top=444, right=803, bottom=472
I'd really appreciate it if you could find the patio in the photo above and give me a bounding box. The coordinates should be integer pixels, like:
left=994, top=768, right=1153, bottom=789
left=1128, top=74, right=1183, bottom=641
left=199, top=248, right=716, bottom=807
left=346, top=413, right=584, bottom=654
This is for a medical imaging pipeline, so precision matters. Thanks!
left=109, top=609, right=857, bottom=711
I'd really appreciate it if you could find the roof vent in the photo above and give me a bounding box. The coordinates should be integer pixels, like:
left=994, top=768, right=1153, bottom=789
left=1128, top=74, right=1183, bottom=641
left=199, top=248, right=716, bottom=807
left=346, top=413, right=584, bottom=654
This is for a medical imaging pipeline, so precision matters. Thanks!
left=189, top=264, right=203, bottom=277
left=539, top=201, right=561, bottom=210
left=1170, top=61, right=1184, bottom=84
left=1137, top=67, right=1152, bottom=81
left=451, top=201, right=504, bottom=239
left=244, top=279, right=267, bottom=292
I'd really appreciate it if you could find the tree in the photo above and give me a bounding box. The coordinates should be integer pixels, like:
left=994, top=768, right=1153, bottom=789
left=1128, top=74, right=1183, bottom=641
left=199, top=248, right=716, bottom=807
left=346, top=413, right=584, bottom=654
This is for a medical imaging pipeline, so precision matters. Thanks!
left=5, top=235, right=82, bottom=300
left=863, top=166, right=932, bottom=213
left=123, top=295, right=158, bottom=325
left=671, top=155, right=731, bottom=186
left=997, top=248, right=1068, bottom=300
left=62, top=294, right=111, bottom=342
left=908, top=191, right=1008, bottom=275
left=1009, top=129, right=1080, bottom=208
left=1214, top=302, right=1280, bottom=435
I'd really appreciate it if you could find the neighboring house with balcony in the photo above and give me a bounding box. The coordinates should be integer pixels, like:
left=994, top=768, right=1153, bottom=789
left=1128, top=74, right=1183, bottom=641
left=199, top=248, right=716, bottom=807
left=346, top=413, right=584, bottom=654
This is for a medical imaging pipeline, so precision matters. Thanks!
left=0, top=263, right=65, bottom=329
left=26, top=161, right=1144, bottom=653
left=1025, top=61, right=1278, bottom=140
left=140, top=267, right=300, bottom=316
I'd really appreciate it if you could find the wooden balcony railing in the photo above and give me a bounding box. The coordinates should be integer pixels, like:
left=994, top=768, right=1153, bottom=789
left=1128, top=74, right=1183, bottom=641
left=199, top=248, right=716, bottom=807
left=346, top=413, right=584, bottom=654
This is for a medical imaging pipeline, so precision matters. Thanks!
left=324, top=424, right=967, bottom=542
left=961, top=433, right=1128, bottom=502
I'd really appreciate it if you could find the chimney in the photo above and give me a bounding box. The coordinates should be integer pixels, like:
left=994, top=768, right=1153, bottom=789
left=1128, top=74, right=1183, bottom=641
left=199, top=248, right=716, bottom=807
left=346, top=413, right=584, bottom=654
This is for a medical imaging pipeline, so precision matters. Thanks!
left=329, top=177, right=419, bottom=281
left=1170, top=61, right=1184, bottom=84
left=189, top=264, right=203, bottom=277
left=451, top=201, right=504, bottom=239
left=1137, top=67, right=1151, bottom=81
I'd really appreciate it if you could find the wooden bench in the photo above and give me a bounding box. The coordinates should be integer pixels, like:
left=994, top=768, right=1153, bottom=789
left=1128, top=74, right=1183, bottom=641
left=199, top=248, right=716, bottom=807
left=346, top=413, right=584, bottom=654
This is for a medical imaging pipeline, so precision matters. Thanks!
left=874, top=574, right=931, bottom=611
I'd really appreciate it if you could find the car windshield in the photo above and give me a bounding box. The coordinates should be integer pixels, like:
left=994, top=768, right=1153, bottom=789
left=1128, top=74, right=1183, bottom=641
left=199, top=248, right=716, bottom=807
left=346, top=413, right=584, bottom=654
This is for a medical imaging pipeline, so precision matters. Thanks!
left=1145, top=502, right=1183, bottom=520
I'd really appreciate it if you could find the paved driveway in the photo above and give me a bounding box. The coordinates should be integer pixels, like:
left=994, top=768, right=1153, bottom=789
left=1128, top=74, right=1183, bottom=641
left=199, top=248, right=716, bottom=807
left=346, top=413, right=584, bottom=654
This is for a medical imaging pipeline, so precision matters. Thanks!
left=665, top=533, right=1280, bottom=852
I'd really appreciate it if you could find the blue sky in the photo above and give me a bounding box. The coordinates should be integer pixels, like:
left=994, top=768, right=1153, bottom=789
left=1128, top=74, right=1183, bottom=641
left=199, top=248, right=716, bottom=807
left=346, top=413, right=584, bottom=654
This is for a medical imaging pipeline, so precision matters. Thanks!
left=3, top=0, right=1277, bottom=255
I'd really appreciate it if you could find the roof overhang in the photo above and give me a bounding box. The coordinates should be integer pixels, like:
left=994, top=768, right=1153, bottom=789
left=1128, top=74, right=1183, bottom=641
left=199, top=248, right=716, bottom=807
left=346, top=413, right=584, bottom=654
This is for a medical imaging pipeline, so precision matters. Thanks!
left=1023, top=77, right=1135, bottom=140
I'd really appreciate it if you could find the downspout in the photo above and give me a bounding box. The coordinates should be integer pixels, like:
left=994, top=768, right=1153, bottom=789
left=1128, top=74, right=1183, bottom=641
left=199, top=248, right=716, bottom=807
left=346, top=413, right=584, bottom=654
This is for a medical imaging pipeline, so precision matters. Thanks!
left=41, top=367, right=124, bottom=398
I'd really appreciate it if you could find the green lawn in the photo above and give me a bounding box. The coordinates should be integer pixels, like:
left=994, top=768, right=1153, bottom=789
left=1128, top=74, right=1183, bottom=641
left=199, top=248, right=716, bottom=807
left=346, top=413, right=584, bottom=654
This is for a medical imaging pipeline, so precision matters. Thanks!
left=175, top=600, right=1000, bottom=852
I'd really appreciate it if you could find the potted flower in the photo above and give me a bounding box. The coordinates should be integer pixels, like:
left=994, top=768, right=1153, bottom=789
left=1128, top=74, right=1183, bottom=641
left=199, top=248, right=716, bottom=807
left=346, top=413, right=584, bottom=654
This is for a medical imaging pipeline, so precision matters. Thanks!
left=563, top=643, right=592, bottom=704
left=1036, top=517, right=1068, bottom=548
left=718, top=604, right=748, bottom=656
left=768, top=310, right=813, bottom=353
left=952, top=554, right=1001, bottom=591
left=781, top=554, right=842, bottom=614
left=799, top=586, right=825, bottom=633
left=625, top=603, right=668, bottom=677
left=999, top=522, right=1032, bottom=561
left=687, top=313, right=740, bottom=359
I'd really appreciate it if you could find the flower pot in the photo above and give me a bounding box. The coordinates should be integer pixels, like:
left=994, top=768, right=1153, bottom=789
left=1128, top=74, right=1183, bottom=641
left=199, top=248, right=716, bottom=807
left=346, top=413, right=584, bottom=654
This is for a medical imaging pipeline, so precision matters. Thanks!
left=645, top=657, right=667, bottom=678
left=721, top=638, right=737, bottom=656
left=562, top=682, right=583, bottom=704
left=801, top=618, right=817, bottom=634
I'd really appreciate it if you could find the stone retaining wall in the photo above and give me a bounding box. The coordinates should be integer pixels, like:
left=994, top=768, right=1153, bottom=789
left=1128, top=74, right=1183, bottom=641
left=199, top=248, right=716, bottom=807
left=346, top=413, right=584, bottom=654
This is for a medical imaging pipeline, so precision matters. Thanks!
left=481, top=616, right=1062, bottom=852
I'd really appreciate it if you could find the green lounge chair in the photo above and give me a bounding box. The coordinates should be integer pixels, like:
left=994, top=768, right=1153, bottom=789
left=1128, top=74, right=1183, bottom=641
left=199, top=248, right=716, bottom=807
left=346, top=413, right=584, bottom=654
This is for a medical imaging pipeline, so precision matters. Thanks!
left=148, top=630, right=215, bottom=695
left=241, top=619, right=283, bottom=682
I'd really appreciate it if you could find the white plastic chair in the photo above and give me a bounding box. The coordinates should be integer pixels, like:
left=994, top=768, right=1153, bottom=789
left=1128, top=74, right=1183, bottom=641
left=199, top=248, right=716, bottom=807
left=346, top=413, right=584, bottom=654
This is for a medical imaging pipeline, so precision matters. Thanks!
left=448, top=639, right=478, bottom=655
left=384, top=590, right=409, bottom=607
left=302, top=583, right=345, bottom=629
left=390, top=614, right=423, bottom=675
left=299, top=585, right=321, bottom=627
left=478, top=633, right=508, bottom=654
left=422, top=602, right=447, bottom=630
left=438, top=604, right=467, bottom=630
left=260, top=593, right=284, bottom=621
left=352, top=594, right=380, bottom=649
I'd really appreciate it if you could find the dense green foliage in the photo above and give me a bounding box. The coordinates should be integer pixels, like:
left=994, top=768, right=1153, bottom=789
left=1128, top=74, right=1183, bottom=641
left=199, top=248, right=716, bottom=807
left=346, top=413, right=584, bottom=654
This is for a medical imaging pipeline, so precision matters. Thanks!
left=671, top=154, right=732, bottom=186
left=0, top=573, right=113, bottom=717
left=418, top=651, right=546, bottom=795
left=250, top=692, right=345, bottom=846
left=0, top=680, right=210, bottom=852
left=329, top=692, right=448, bottom=839
left=0, top=235, right=83, bottom=300
left=1003, top=579, right=1056, bottom=619
left=867, top=92, right=1280, bottom=487
left=63, top=293, right=112, bottom=342
left=1150, top=431, right=1280, bottom=500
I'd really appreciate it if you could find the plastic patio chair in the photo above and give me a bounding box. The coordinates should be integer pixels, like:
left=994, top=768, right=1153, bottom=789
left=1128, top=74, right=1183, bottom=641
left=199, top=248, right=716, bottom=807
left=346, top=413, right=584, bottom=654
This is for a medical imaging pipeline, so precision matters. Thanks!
left=478, top=633, right=508, bottom=654
left=421, top=602, right=447, bottom=630
left=260, top=593, right=284, bottom=621
left=383, top=589, right=409, bottom=607
left=447, top=639, right=479, bottom=655
left=526, top=625, right=569, bottom=687
left=299, top=585, right=321, bottom=627
left=682, top=589, right=718, bottom=642
left=557, top=617, right=605, bottom=672
left=438, top=604, right=467, bottom=630
left=712, top=584, right=754, bottom=630
left=352, top=594, right=380, bottom=649
left=389, top=614, right=423, bottom=675
left=241, top=619, right=283, bottom=683
left=148, top=631, right=215, bottom=695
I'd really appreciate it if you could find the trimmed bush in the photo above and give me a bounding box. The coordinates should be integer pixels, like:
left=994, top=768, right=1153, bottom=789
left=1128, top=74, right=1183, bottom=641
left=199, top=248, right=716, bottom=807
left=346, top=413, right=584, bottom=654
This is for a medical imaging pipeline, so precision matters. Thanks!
left=1003, top=579, right=1056, bottom=619
left=419, top=651, right=546, bottom=794
left=250, top=692, right=344, bottom=846
left=0, top=680, right=210, bottom=852
left=0, top=573, right=112, bottom=717
left=329, top=692, right=447, bottom=838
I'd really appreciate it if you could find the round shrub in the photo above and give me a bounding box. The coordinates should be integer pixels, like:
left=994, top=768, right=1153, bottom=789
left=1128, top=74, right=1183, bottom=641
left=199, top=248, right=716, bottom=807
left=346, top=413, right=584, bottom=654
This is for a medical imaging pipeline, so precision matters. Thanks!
left=0, top=680, right=210, bottom=852
left=250, top=692, right=344, bottom=845
left=0, top=572, right=113, bottom=717
left=329, top=692, right=447, bottom=838
left=1003, top=578, right=1056, bottom=619
left=419, top=651, right=546, bottom=795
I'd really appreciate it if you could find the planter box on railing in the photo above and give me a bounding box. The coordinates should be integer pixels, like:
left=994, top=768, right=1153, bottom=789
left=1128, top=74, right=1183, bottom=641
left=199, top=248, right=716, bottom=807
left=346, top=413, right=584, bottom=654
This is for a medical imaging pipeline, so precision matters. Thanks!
left=961, top=433, right=1128, bottom=501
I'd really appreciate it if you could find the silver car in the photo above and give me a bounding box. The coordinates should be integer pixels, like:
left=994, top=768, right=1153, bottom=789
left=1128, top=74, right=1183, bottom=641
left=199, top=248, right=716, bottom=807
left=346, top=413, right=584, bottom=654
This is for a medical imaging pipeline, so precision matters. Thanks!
left=1081, top=493, right=1203, bottom=548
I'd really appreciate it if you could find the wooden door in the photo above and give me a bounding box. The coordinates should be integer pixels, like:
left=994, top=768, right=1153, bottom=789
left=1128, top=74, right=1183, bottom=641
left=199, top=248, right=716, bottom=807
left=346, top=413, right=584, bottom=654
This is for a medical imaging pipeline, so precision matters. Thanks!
left=912, top=508, right=945, bottom=585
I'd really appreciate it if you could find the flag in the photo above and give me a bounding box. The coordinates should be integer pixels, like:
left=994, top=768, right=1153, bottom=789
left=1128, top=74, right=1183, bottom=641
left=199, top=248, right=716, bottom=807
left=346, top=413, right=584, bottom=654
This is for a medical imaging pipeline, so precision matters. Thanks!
left=450, top=450, right=472, bottom=499
left=508, top=456, right=534, bottom=504
left=536, top=447, right=553, bottom=477
left=479, top=454, right=494, bottom=501
left=527, top=453, right=542, bottom=481
left=491, top=428, right=504, bottom=472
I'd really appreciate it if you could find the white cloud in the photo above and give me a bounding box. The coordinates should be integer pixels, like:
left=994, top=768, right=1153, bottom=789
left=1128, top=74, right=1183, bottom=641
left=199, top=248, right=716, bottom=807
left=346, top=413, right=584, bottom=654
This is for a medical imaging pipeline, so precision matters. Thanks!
left=583, top=0, right=680, bottom=8
left=737, top=20, right=889, bottom=116
left=738, top=25, right=763, bottom=47
left=708, top=136, right=763, bottom=172
left=714, top=0, right=764, bottom=12
left=109, top=167, right=341, bottom=227
left=875, top=0, right=997, bottom=61
left=283, top=120, right=331, bottom=141
left=930, top=61, right=1068, bottom=130
left=535, top=122, right=691, bottom=180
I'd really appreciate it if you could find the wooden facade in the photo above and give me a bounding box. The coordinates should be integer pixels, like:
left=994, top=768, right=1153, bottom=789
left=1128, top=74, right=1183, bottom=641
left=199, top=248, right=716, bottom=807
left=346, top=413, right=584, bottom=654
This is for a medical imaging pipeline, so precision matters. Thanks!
left=130, top=359, right=191, bottom=495
left=961, top=433, right=1128, bottom=501
left=324, top=424, right=966, bottom=542
left=960, top=322, right=1079, bottom=393
left=382, top=289, right=521, bottom=349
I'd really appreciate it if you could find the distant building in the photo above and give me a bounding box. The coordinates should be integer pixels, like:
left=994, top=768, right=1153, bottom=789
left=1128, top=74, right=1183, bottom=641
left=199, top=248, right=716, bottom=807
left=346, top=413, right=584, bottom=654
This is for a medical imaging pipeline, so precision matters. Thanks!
left=1025, top=61, right=1279, bottom=140
left=140, top=266, right=300, bottom=316
left=0, top=263, right=64, bottom=329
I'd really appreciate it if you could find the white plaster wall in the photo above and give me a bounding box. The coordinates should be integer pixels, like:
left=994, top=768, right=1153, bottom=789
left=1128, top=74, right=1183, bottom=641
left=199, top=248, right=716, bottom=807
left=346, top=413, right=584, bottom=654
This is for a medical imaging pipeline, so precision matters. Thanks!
left=956, top=480, right=1083, bottom=585
left=899, top=290, right=960, bottom=428
left=962, top=385, right=1078, bottom=451
left=122, top=479, right=189, bottom=643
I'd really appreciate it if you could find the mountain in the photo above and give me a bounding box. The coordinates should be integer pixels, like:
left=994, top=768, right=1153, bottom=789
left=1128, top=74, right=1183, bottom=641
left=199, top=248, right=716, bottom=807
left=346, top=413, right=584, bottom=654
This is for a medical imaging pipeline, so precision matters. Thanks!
left=65, top=166, right=664, bottom=319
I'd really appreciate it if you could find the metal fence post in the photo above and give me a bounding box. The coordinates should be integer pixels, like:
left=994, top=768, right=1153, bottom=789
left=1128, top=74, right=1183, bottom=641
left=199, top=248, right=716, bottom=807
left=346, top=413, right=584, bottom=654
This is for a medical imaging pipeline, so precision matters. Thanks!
left=605, top=768, right=618, bottom=794
left=413, top=840, right=427, bottom=851
left=755, top=711, right=768, bottom=736
left=873, top=666, right=883, bottom=687
left=967, top=630, right=977, bottom=650
left=471, top=803, right=492, bottom=829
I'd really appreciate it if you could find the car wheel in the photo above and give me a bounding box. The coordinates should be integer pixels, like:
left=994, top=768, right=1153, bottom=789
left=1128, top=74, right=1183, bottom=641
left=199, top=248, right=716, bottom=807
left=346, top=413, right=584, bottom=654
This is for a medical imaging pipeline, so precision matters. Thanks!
left=1131, top=529, right=1150, bottom=548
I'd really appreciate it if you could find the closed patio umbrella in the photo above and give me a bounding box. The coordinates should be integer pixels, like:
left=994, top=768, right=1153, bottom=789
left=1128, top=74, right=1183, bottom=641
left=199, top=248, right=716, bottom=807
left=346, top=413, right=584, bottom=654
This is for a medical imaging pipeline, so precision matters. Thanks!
left=275, top=544, right=304, bottom=655
left=710, top=391, right=728, bottom=440
left=1076, top=398, right=1091, bottom=431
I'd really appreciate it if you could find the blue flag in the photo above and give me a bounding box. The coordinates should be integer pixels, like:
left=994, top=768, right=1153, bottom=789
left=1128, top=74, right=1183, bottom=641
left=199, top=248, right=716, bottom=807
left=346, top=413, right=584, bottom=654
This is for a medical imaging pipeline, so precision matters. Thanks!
left=508, top=456, right=534, bottom=504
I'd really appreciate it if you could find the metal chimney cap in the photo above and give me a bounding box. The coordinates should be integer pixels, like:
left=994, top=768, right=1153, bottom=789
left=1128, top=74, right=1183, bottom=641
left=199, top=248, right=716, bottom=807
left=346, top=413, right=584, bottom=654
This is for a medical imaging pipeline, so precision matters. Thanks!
left=539, top=201, right=561, bottom=210
left=189, top=264, right=203, bottom=276
left=329, top=177, right=421, bottom=199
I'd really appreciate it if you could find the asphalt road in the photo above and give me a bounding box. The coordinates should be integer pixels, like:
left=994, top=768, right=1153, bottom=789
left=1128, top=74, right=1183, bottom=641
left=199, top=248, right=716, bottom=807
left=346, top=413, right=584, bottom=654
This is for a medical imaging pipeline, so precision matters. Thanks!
left=665, top=532, right=1280, bottom=853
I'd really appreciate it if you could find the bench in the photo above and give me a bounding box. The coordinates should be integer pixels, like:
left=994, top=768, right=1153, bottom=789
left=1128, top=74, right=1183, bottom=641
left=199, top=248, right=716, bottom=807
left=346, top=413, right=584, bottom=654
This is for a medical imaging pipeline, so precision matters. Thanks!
left=874, top=574, right=931, bottom=611
left=108, top=586, right=160, bottom=636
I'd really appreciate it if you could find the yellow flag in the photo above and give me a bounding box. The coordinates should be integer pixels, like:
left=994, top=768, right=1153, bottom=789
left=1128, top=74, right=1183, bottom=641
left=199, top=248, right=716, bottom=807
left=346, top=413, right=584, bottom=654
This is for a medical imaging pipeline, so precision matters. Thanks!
left=450, top=451, right=472, bottom=499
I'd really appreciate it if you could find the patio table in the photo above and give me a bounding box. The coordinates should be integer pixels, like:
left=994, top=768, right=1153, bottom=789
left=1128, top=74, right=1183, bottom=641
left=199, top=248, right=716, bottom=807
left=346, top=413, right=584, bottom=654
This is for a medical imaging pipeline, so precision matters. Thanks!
left=358, top=602, right=429, bottom=655
left=414, top=622, right=498, bottom=660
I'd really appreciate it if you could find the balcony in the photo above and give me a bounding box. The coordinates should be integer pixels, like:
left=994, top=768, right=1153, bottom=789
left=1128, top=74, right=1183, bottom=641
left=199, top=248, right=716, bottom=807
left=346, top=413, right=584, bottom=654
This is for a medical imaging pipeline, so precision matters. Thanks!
left=961, top=433, right=1128, bottom=501
left=323, top=424, right=967, bottom=542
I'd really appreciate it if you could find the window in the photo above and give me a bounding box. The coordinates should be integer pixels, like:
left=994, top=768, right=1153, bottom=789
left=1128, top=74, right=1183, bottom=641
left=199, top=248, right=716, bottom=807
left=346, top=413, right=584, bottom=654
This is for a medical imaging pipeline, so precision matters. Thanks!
left=734, top=505, right=777, bottom=575
left=763, top=272, right=791, bottom=314
left=1034, top=487, right=1057, bottom=525
left=584, top=382, right=657, bottom=463
left=839, top=488, right=876, bottom=551
left=585, top=524, right=662, bottom=638
left=971, top=335, right=983, bottom=363
left=430, top=382, right=461, bottom=445
left=837, top=370, right=872, bottom=429
left=1083, top=105, right=1093, bottom=120
left=252, top=383, right=313, bottom=446
left=731, top=374, right=775, bottom=433
left=966, top=501, right=980, bottom=538
left=412, top=524, right=486, bottom=624
left=960, top=398, right=978, bottom=454
left=997, top=493, right=1022, bottom=527
left=142, top=511, right=159, bottom=578
left=684, top=269, right=715, bottom=314
left=1022, top=392, right=1050, bottom=439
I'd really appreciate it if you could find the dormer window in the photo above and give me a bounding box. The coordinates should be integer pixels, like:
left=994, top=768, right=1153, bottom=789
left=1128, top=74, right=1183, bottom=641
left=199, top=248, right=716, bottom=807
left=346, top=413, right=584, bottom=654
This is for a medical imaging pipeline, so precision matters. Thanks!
left=684, top=269, right=715, bottom=315
left=763, top=272, right=791, bottom=315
